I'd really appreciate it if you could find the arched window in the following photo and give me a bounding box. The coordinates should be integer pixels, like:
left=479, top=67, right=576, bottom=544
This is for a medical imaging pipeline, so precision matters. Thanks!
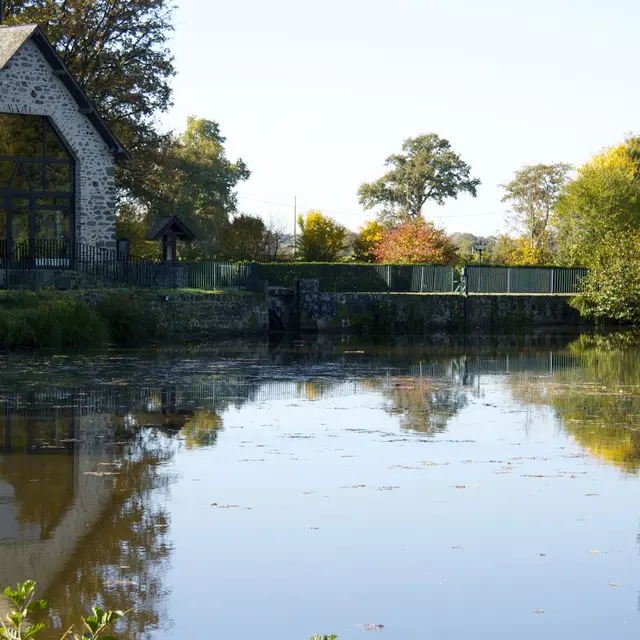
left=0, top=114, right=74, bottom=262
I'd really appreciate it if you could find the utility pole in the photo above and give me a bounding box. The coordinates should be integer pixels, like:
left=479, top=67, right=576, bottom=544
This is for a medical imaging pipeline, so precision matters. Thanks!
left=293, top=196, right=297, bottom=259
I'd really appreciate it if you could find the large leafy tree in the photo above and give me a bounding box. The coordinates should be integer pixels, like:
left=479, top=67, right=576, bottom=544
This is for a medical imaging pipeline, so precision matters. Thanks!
left=218, top=214, right=267, bottom=261
left=374, top=218, right=458, bottom=265
left=554, top=137, right=640, bottom=322
left=121, top=117, right=250, bottom=257
left=358, top=134, right=480, bottom=223
left=556, top=140, right=640, bottom=266
left=5, top=0, right=176, bottom=197
left=500, top=163, right=571, bottom=261
left=297, top=211, right=347, bottom=262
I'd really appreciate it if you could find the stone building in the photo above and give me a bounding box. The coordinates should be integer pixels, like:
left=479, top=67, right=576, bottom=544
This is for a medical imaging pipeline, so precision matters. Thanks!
left=0, top=24, right=128, bottom=252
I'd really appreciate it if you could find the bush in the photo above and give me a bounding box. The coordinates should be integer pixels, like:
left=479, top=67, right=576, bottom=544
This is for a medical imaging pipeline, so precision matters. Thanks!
left=0, top=296, right=107, bottom=349
left=1, top=580, right=125, bottom=640
left=96, top=292, right=164, bottom=344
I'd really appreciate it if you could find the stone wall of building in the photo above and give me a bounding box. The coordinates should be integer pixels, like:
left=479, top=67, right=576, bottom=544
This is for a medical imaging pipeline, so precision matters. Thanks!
left=0, top=39, right=116, bottom=248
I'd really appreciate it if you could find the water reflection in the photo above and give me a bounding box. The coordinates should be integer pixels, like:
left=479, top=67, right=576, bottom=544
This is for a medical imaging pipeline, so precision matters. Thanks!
left=506, top=331, right=640, bottom=473
left=0, top=333, right=639, bottom=637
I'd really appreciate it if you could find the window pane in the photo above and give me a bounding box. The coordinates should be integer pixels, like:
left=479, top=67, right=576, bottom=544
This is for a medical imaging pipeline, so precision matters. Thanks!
left=11, top=201, right=30, bottom=246
left=0, top=206, right=6, bottom=237
left=0, top=207, right=6, bottom=258
left=34, top=208, right=69, bottom=242
left=36, top=198, right=70, bottom=207
left=10, top=164, right=32, bottom=191
left=45, top=122, right=71, bottom=160
left=46, top=164, right=71, bottom=192
left=0, top=161, right=14, bottom=189
left=24, top=162, right=43, bottom=191
left=0, top=115, right=43, bottom=158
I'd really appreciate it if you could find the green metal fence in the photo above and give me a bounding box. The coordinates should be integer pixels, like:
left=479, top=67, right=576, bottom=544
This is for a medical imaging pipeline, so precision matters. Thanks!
left=184, top=262, right=455, bottom=292
left=186, top=261, right=252, bottom=290
left=252, top=263, right=454, bottom=293
left=464, top=265, right=587, bottom=294
left=252, top=263, right=454, bottom=292
left=185, top=262, right=587, bottom=294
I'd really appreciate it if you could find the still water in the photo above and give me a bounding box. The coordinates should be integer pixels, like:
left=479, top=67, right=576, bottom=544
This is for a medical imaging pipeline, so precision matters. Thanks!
left=1, top=332, right=640, bottom=639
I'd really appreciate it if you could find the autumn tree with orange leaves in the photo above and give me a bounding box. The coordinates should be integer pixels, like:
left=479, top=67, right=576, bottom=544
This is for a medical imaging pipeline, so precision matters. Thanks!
left=374, top=218, right=458, bottom=264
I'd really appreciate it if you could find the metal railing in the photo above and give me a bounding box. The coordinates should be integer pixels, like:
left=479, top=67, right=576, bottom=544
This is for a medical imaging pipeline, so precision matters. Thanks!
left=243, top=263, right=456, bottom=293
left=0, top=240, right=591, bottom=295
left=463, top=265, right=587, bottom=294
left=0, top=238, right=176, bottom=289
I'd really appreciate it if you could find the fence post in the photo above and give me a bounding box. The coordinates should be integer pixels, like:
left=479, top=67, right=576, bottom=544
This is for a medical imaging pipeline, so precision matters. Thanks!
left=550, top=269, right=555, bottom=294
left=507, top=268, right=511, bottom=293
left=420, top=266, right=424, bottom=293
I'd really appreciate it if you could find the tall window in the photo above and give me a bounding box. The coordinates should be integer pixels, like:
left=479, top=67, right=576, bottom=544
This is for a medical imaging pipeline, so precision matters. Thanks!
left=0, top=115, right=74, bottom=254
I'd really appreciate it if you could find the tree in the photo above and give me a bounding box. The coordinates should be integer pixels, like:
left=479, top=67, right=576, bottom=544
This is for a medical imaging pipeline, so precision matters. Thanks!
left=571, top=231, right=640, bottom=323
left=556, top=139, right=640, bottom=266
left=122, top=117, right=250, bottom=258
left=374, top=218, right=458, bottom=264
left=218, top=214, right=268, bottom=261
left=358, top=134, right=480, bottom=223
left=353, top=220, right=384, bottom=262
left=115, top=201, right=159, bottom=260
left=6, top=0, right=176, bottom=199
left=264, top=216, right=290, bottom=262
left=449, top=232, right=497, bottom=263
left=501, top=163, right=571, bottom=261
left=297, top=211, right=347, bottom=262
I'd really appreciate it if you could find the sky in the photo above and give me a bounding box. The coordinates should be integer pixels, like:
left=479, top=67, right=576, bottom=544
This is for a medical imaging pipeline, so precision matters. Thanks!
left=162, top=0, right=639, bottom=237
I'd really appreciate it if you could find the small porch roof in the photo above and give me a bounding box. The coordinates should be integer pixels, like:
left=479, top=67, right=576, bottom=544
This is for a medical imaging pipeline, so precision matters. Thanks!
left=144, top=215, right=196, bottom=242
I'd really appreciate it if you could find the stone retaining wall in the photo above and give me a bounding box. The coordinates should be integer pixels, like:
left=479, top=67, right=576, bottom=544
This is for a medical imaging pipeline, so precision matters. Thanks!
left=84, top=290, right=269, bottom=339
left=292, top=289, right=584, bottom=334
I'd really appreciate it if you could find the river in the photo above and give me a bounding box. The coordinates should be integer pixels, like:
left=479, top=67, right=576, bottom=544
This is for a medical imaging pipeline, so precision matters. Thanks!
left=0, top=331, right=639, bottom=639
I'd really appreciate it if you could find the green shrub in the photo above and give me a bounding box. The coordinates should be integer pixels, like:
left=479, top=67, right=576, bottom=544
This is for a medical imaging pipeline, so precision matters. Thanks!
left=1, top=581, right=125, bottom=640
left=0, top=297, right=107, bottom=349
left=97, top=292, right=164, bottom=344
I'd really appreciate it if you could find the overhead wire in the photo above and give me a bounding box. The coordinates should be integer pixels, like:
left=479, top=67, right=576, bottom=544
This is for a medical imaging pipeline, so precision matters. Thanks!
left=237, top=195, right=501, bottom=219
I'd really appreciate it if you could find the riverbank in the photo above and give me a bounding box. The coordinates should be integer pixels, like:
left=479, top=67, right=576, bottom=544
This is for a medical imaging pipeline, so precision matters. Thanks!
left=0, top=288, right=587, bottom=349
left=0, top=290, right=268, bottom=348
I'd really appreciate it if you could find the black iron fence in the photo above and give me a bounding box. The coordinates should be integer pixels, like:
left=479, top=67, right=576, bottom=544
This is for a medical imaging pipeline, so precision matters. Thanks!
left=0, top=238, right=179, bottom=289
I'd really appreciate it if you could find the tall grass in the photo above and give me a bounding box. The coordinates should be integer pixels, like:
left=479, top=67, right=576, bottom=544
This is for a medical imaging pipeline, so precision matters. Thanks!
left=0, top=297, right=107, bottom=348
left=0, top=291, right=165, bottom=349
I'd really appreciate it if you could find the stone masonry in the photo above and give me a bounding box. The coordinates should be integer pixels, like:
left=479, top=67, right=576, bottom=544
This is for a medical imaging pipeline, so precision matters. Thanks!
left=0, top=31, right=117, bottom=248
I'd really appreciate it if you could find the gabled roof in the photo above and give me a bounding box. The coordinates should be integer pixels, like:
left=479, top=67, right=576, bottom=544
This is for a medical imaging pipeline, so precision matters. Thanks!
left=145, top=216, right=197, bottom=241
left=0, top=24, right=129, bottom=161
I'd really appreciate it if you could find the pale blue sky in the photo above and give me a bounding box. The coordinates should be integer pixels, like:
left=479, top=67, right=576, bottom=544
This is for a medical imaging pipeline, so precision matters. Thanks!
left=163, top=0, right=638, bottom=236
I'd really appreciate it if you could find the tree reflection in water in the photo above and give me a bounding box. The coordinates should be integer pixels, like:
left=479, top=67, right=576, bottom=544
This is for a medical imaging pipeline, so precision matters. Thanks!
left=362, top=377, right=469, bottom=435
left=508, top=331, right=640, bottom=473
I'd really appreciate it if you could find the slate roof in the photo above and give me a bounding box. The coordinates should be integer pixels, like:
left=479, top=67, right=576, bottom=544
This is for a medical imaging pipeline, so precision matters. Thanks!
left=0, top=24, right=129, bottom=160
left=145, top=216, right=197, bottom=241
